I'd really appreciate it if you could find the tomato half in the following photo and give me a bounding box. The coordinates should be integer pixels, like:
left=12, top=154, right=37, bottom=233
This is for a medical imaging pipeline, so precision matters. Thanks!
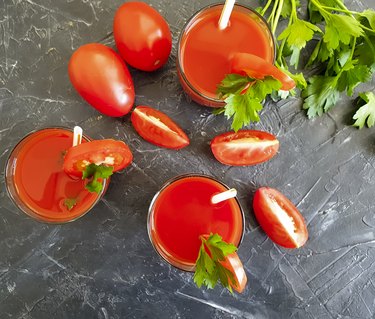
left=63, top=139, right=133, bottom=177
left=131, top=106, right=189, bottom=149
left=68, top=43, right=135, bottom=117
left=220, top=252, right=247, bottom=293
left=210, top=130, right=279, bottom=166
left=231, top=53, right=295, bottom=91
left=253, top=187, right=308, bottom=249
left=114, top=2, right=172, bottom=71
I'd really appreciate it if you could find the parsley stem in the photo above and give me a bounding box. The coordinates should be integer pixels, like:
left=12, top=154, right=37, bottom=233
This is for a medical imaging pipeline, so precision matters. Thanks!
left=260, top=0, right=273, bottom=16
left=319, top=6, right=358, bottom=15
left=267, top=0, right=278, bottom=26
left=271, top=0, right=284, bottom=34
left=310, top=0, right=331, bottom=17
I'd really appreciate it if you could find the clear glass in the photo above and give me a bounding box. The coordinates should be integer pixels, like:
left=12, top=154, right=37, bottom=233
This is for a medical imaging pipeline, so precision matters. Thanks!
left=177, top=3, right=275, bottom=107
left=5, top=127, right=107, bottom=224
left=147, top=173, right=245, bottom=272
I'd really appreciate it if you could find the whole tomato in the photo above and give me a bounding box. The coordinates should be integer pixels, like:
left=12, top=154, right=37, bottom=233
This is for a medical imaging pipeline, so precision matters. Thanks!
left=68, top=43, right=135, bottom=117
left=113, top=2, right=172, bottom=71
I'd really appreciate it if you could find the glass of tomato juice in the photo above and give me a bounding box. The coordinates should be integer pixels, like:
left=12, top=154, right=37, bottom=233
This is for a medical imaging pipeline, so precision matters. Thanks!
left=177, top=3, right=275, bottom=107
left=147, top=174, right=245, bottom=271
left=5, top=127, right=107, bottom=223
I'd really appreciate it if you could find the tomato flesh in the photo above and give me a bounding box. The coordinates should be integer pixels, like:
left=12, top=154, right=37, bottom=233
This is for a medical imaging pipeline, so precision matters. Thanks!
left=131, top=106, right=189, bottom=149
left=220, top=252, right=247, bottom=293
left=231, top=53, right=295, bottom=91
left=210, top=130, right=279, bottom=166
left=253, top=187, right=308, bottom=248
left=63, top=139, right=133, bottom=177
left=114, top=2, right=172, bottom=71
left=68, top=43, right=135, bottom=117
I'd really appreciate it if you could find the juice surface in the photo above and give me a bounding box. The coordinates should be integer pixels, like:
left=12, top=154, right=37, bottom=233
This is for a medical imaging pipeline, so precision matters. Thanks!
left=180, top=6, right=274, bottom=99
left=12, top=128, right=99, bottom=221
left=151, top=176, right=243, bottom=266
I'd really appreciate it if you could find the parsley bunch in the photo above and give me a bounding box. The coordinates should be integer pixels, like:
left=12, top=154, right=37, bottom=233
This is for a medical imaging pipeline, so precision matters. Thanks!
left=261, top=0, right=375, bottom=126
left=217, top=0, right=375, bottom=130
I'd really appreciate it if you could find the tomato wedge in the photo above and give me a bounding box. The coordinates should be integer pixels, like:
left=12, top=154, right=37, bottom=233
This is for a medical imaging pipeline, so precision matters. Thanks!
left=210, top=130, right=279, bottom=166
left=63, top=139, right=133, bottom=177
left=131, top=106, right=189, bottom=149
left=219, top=252, right=247, bottom=293
left=253, top=187, right=308, bottom=249
left=231, top=53, right=295, bottom=91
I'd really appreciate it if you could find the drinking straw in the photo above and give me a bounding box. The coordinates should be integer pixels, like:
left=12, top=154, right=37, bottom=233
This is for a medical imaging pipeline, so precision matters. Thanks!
left=218, top=0, right=235, bottom=30
left=73, top=125, right=83, bottom=146
left=211, top=188, right=237, bottom=204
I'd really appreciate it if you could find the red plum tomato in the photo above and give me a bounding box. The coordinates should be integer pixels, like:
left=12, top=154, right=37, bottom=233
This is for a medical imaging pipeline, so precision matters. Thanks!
left=253, top=187, right=308, bottom=248
left=64, top=139, right=133, bottom=177
left=210, top=130, right=279, bottom=166
left=114, top=2, right=172, bottom=71
left=231, top=53, right=295, bottom=91
left=68, top=43, right=135, bottom=117
left=131, top=106, right=189, bottom=149
left=219, top=252, right=248, bottom=293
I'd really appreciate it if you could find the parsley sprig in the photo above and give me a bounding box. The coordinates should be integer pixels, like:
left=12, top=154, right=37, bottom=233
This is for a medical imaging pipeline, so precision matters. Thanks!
left=216, top=1, right=375, bottom=130
left=259, top=0, right=375, bottom=126
left=215, top=75, right=282, bottom=132
left=82, top=163, right=113, bottom=193
left=193, top=233, right=239, bottom=293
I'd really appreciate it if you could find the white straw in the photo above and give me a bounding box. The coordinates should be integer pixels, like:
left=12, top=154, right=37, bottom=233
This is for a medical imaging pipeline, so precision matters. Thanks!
left=211, top=188, right=237, bottom=205
left=218, top=0, right=235, bottom=30
left=73, top=126, right=83, bottom=147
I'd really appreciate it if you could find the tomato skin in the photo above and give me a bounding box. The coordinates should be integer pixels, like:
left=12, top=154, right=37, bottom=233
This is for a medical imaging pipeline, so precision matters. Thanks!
left=220, top=252, right=247, bottom=293
left=68, top=43, right=135, bottom=117
left=131, top=106, right=189, bottom=150
left=114, top=2, right=172, bottom=71
left=253, top=187, right=308, bottom=249
left=231, top=53, right=295, bottom=91
left=210, top=130, right=279, bottom=166
left=63, top=139, right=133, bottom=177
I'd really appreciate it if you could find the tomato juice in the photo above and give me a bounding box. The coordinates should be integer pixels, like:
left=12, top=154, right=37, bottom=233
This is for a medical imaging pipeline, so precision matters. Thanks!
left=5, top=128, right=105, bottom=223
left=148, top=174, right=244, bottom=271
left=177, top=4, right=275, bottom=107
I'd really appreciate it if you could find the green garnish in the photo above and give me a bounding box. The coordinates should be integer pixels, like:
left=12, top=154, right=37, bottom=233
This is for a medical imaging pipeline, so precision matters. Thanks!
left=216, top=75, right=282, bottom=132
left=193, top=233, right=238, bottom=293
left=215, top=1, right=375, bottom=130
left=353, top=92, right=375, bottom=129
left=64, top=198, right=77, bottom=210
left=82, top=163, right=113, bottom=194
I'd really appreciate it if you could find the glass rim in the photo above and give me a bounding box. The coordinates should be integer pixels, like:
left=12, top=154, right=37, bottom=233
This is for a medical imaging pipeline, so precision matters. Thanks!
left=147, top=173, right=246, bottom=272
left=176, top=2, right=276, bottom=105
left=4, top=126, right=107, bottom=224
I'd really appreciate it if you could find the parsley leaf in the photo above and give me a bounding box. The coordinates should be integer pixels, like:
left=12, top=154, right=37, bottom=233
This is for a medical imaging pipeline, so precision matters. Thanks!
left=193, top=233, right=238, bottom=293
left=82, top=163, right=113, bottom=194
left=360, top=9, right=375, bottom=29
left=302, top=75, right=340, bottom=118
left=217, top=74, right=251, bottom=98
left=336, top=61, right=372, bottom=96
left=278, top=19, right=321, bottom=67
left=324, top=15, right=363, bottom=52
left=217, top=75, right=282, bottom=132
left=64, top=198, right=77, bottom=210
left=353, top=92, right=375, bottom=129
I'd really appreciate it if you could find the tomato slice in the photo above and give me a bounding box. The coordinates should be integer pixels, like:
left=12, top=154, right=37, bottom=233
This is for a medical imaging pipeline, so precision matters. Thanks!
left=253, top=187, right=308, bottom=249
left=63, top=139, right=133, bottom=177
left=219, top=252, right=247, bottom=293
left=231, top=53, right=295, bottom=91
left=131, top=106, right=190, bottom=150
left=210, top=130, right=279, bottom=166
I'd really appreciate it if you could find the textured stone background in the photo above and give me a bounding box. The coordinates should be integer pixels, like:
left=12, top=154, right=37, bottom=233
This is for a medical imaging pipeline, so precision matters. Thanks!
left=0, top=0, right=375, bottom=318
